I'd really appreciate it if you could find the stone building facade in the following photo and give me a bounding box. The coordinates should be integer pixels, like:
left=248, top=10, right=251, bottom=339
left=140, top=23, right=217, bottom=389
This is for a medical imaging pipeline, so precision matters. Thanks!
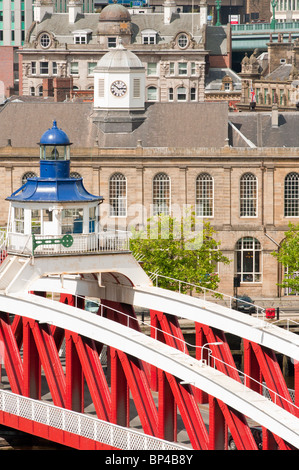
left=239, top=35, right=299, bottom=110
left=0, top=97, right=298, bottom=302
left=18, top=0, right=238, bottom=104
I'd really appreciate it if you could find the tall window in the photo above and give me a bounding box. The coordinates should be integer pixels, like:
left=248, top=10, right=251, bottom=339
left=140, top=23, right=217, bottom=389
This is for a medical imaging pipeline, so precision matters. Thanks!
left=153, top=173, right=170, bottom=215
left=147, top=86, right=157, bottom=101
left=109, top=173, right=127, bottom=217
left=240, top=173, right=257, bottom=217
left=284, top=172, right=299, bottom=217
left=235, top=237, right=261, bottom=283
left=196, top=173, right=213, bottom=217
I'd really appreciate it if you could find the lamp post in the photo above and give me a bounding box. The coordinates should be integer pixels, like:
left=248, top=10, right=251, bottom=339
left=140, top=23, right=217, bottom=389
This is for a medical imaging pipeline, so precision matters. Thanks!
left=270, top=0, right=278, bottom=30
left=201, top=342, right=223, bottom=366
left=215, top=0, right=222, bottom=26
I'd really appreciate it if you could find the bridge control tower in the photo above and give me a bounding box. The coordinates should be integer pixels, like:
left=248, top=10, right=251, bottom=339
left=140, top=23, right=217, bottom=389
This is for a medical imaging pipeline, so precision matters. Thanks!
left=0, top=120, right=150, bottom=294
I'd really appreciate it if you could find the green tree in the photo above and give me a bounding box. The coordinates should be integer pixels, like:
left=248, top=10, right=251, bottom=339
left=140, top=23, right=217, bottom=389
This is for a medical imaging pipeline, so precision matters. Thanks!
left=130, top=213, right=230, bottom=294
left=272, top=222, right=299, bottom=293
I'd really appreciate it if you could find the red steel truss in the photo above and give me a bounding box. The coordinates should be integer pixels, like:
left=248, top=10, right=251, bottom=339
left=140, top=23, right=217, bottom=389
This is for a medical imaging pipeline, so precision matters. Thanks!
left=0, top=293, right=297, bottom=450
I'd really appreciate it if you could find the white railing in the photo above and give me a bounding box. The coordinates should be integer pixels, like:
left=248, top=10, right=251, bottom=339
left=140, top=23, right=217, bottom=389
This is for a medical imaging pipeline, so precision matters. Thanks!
left=6, top=231, right=130, bottom=256
left=149, top=272, right=266, bottom=320
left=0, top=389, right=186, bottom=450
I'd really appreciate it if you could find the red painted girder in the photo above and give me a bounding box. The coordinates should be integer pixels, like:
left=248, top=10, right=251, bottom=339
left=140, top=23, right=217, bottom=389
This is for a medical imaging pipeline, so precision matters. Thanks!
left=11, top=315, right=23, bottom=349
left=199, top=325, right=258, bottom=450
left=0, top=312, right=23, bottom=395
left=165, top=373, right=209, bottom=450
left=72, top=333, right=111, bottom=421
left=110, top=347, right=130, bottom=427
left=28, top=319, right=66, bottom=408
left=117, top=350, right=159, bottom=436
left=157, top=369, right=177, bottom=442
left=250, top=342, right=294, bottom=413
left=151, top=312, right=209, bottom=449
left=23, top=318, right=41, bottom=400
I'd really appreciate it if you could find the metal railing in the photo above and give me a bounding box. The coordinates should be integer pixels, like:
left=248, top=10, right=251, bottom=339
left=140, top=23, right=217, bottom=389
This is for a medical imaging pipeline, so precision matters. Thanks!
left=231, top=21, right=299, bottom=33
left=149, top=272, right=266, bottom=319
left=5, top=231, right=130, bottom=256
left=0, top=388, right=186, bottom=450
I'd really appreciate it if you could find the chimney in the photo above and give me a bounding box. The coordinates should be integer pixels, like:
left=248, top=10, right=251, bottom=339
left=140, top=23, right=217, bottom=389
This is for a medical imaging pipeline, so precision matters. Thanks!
left=33, top=0, right=54, bottom=23
left=272, top=103, right=279, bottom=128
left=163, top=0, right=177, bottom=24
left=68, top=0, right=83, bottom=24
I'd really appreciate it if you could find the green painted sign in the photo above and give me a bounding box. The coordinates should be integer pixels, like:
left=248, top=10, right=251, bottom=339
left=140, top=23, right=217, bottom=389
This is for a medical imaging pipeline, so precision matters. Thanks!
left=32, top=234, right=74, bottom=253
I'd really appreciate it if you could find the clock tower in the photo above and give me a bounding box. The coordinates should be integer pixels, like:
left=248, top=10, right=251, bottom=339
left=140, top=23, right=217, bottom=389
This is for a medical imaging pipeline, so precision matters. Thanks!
left=93, top=41, right=146, bottom=133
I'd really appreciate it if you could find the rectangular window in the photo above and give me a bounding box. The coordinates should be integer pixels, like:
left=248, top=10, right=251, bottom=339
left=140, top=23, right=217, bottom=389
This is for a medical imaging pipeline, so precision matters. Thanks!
left=108, top=37, right=117, bottom=48
left=89, top=207, right=96, bottom=233
left=168, top=87, right=173, bottom=101
left=143, top=35, right=156, bottom=44
left=74, top=35, right=86, bottom=44
left=70, top=62, right=79, bottom=75
left=62, top=208, right=83, bottom=234
left=31, top=61, right=36, bottom=74
left=147, top=62, right=157, bottom=76
left=52, top=62, right=57, bottom=75
left=178, top=62, right=187, bottom=75
left=40, top=61, right=48, bottom=75
left=190, top=87, right=196, bottom=101
left=31, top=210, right=41, bottom=235
left=14, top=207, right=24, bottom=233
left=191, top=62, right=196, bottom=75
left=88, top=62, right=97, bottom=75
left=169, top=62, right=175, bottom=75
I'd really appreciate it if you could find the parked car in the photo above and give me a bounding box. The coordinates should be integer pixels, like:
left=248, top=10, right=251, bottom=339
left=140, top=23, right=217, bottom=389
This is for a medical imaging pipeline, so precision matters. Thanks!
left=228, top=426, right=262, bottom=450
left=232, top=295, right=256, bottom=315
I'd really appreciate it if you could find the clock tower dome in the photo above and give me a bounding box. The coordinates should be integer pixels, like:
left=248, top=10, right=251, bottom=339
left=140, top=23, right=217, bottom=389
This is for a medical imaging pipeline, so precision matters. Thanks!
left=93, top=41, right=146, bottom=133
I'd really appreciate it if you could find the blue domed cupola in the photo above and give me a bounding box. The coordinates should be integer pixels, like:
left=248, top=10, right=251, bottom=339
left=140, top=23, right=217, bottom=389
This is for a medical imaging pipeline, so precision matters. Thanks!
left=6, top=121, right=105, bottom=256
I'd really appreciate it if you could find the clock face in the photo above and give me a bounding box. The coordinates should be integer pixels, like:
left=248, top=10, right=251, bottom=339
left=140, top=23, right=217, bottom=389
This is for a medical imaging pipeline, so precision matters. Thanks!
left=110, top=80, right=127, bottom=97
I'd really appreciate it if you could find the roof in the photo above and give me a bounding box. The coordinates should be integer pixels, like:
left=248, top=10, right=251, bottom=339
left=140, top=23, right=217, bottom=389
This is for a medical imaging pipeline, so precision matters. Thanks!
left=0, top=99, right=228, bottom=149
left=39, top=120, right=71, bottom=145
left=205, top=68, right=241, bottom=92
left=95, top=43, right=143, bottom=71
left=99, top=4, right=131, bottom=22
left=229, top=111, right=299, bottom=147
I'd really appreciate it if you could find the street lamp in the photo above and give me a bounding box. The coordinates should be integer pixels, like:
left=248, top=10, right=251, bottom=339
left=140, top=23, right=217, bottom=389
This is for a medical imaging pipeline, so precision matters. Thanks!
left=200, top=342, right=223, bottom=366
left=270, top=0, right=278, bottom=30
left=215, top=0, right=222, bottom=26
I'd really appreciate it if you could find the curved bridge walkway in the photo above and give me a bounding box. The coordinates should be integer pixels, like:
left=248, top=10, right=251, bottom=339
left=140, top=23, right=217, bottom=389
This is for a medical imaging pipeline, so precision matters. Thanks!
left=0, top=284, right=299, bottom=450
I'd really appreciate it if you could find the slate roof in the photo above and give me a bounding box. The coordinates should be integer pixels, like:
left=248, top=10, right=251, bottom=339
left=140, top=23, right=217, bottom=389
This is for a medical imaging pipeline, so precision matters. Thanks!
left=0, top=99, right=228, bottom=149
left=205, top=68, right=241, bottom=92
left=229, top=111, right=299, bottom=147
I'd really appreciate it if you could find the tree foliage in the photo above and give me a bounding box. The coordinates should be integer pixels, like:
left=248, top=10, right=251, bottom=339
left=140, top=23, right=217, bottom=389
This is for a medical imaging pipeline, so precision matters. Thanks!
left=272, top=222, right=299, bottom=294
left=130, top=213, right=230, bottom=294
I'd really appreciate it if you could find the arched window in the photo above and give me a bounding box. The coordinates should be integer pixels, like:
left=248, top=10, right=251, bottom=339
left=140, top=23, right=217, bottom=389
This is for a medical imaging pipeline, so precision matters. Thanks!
left=147, top=86, right=157, bottom=101
left=235, top=237, right=261, bottom=283
left=153, top=172, right=170, bottom=216
left=196, top=173, right=213, bottom=217
left=177, top=86, right=187, bottom=101
left=240, top=173, right=257, bottom=217
left=284, top=172, right=299, bottom=217
left=109, top=173, right=127, bottom=217
left=70, top=172, right=82, bottom=179
left=22, top=172, right=37, bottom=185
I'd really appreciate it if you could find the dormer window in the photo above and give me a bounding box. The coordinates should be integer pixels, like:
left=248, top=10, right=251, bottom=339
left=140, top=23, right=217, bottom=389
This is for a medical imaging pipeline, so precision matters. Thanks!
left=40, top=33, right=51, bottom=48
left=141, top=29, right=157, bottom=45
left=73, top=29, right=92, bottom=45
